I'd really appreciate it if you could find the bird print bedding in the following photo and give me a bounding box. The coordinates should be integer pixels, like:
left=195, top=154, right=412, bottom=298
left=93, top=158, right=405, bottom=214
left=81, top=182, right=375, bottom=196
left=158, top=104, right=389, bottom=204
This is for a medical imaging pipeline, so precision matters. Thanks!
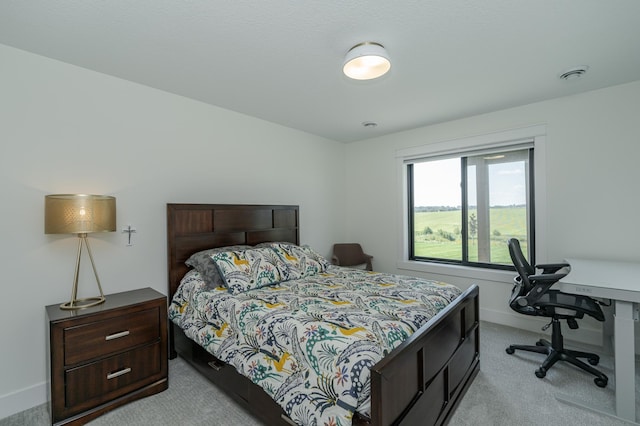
left=169, top=265, right=462, bottom=426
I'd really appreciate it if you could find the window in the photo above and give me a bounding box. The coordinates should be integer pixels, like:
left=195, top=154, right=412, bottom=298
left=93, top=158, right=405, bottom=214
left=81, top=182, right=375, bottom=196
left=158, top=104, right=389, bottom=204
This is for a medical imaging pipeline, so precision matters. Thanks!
left=408, top=147, right=533, bottom=269
left=397, top=125, right=546, bottom=272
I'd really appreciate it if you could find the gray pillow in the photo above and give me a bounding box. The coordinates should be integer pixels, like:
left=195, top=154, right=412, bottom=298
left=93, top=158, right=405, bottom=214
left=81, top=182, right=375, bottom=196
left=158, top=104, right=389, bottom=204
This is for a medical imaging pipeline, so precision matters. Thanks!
left=185, top=245, right=252, bottom=289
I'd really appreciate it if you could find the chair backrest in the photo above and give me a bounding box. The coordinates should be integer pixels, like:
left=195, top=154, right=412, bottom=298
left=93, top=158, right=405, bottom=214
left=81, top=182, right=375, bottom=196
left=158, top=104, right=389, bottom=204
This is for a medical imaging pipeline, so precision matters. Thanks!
left=508, top=238, right=534, bottom=289
left=507, top=238, right=535, bottom=309
left=332, top=243, right=368, bottom=266
left=508, top=238, right=534, bottom=275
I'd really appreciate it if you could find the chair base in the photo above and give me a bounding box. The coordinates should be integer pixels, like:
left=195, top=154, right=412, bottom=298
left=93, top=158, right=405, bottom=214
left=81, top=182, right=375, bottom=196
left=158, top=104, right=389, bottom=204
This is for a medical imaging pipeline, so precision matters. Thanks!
left=506, top=319, right=608, bottom=388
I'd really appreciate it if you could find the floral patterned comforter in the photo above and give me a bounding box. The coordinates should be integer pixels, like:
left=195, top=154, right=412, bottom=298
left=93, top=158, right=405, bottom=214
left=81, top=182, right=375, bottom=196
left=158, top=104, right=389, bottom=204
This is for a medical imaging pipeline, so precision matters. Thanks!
left=169, top=266, right=462, bottom=426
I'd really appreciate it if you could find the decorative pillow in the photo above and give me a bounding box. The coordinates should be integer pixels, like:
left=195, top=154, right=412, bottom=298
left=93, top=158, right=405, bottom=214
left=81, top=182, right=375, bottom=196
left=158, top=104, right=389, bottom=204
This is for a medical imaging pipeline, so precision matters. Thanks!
left=211, top=248, right=289, bottom=294
left=261, top=242, right=330, bottom=279
left=185, top=245, right=252, bottom=290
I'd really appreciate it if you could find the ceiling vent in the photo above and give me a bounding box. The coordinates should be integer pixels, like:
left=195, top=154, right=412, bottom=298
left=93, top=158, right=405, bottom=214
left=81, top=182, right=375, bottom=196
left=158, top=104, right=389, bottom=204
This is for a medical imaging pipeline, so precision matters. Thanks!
left=559, top=66, right=589, bottom=81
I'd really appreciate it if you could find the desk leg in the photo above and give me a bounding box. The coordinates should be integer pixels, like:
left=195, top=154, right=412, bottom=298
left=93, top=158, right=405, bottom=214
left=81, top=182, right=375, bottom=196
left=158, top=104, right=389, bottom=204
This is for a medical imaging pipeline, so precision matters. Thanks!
left=614, top=300, right=636, bottom=421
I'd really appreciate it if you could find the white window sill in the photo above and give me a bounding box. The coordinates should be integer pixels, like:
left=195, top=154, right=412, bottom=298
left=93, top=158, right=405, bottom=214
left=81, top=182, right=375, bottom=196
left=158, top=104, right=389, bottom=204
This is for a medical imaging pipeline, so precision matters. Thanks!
left=396, top=260, right=514, bottom=283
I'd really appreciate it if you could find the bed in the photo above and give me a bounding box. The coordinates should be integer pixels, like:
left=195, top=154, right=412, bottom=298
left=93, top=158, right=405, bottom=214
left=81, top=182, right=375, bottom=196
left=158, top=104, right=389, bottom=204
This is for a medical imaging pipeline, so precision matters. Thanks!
left=167, top=203, right=479, bottom=426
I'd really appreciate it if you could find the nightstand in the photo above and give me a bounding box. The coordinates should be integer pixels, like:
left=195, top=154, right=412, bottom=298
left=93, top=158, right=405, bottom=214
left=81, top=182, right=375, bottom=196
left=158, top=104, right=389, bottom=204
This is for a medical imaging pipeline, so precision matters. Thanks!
left=46, top=287, right=168, bottom=425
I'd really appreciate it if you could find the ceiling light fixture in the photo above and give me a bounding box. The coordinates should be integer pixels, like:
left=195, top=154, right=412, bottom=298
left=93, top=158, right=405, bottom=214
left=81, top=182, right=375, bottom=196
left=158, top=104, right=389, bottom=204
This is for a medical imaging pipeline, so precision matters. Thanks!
left=343, top=42, right=391, bottom=80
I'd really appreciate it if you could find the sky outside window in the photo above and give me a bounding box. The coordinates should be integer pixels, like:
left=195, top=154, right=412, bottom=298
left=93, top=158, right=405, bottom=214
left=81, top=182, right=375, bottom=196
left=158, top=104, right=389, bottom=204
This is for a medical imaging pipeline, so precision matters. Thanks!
left=413, top=158, right=525, bottom=207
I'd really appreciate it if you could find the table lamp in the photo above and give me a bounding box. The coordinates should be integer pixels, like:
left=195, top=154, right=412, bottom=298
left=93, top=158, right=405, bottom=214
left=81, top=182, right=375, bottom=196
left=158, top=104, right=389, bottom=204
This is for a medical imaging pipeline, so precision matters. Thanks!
left=45, top=194, right=116, bottom=310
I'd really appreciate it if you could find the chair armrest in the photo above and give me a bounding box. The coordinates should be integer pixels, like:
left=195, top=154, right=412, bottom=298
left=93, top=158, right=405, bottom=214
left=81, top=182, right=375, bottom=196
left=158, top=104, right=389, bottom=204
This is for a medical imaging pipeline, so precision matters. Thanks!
left=364, top=255, right=373, bottom=271
left=535, top=262, right=570, bottom=274
left=528, top=272, right=567, bottom=282
left=516, top=273, right=567, bottom=306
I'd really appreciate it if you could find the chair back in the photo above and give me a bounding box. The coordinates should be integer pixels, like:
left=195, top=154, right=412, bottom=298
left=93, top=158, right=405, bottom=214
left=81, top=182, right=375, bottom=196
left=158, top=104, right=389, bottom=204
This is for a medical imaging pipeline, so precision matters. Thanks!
left=508, top=238, right=534, bottom=278
left=507, top=238, right=535, bottom=312
left=332, top=243, right=366, bottom=266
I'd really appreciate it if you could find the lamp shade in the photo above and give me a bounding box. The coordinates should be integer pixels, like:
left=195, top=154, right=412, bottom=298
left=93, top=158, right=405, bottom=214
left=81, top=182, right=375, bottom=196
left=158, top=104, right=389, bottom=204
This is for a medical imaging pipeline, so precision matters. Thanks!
left=343, top=42, right=391, bottom=80
left=45, top=194, right=116, bottom=234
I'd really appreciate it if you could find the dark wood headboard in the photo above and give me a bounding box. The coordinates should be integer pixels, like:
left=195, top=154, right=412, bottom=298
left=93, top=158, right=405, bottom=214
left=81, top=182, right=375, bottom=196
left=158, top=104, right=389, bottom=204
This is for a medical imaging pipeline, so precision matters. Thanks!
left=167, top=204, right=299, bottom=299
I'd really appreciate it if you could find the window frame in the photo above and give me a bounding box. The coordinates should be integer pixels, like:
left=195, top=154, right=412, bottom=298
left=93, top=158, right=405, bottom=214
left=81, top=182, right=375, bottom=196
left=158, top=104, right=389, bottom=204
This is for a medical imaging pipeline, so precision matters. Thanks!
left=395, top=125, right=547, bottom=280
left=407, top=148, right=535, bottom=270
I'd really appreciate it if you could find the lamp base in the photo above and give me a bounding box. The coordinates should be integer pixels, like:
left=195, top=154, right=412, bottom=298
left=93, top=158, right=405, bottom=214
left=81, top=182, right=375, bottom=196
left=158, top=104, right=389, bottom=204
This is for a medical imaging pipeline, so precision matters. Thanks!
left=60, top=295, right=106, bottom=310
left=60, top=234, right=107, bottom=310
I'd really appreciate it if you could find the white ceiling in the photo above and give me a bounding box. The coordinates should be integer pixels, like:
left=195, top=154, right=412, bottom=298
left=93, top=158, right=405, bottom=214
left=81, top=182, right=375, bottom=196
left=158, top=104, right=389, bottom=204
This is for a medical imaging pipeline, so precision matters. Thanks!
left=1, top=1, right=639, bottom=142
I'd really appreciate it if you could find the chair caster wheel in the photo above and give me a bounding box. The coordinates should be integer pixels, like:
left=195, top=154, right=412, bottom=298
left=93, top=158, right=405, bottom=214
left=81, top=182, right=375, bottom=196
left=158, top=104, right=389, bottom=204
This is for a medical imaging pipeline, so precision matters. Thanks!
left=506, top=347, right=515, bottom=355
left=594, top=377, right=607, bottom=388
left=535, top=368, right=546, bottom=378
left=588, top=356, right=599, bottom=365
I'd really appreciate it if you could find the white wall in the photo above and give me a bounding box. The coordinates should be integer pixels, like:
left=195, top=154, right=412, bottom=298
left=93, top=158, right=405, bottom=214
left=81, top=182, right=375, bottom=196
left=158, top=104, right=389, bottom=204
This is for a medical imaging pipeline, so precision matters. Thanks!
left=344, top=80, right=640, bottom=345
left=0, top=44, right=346, bottom=418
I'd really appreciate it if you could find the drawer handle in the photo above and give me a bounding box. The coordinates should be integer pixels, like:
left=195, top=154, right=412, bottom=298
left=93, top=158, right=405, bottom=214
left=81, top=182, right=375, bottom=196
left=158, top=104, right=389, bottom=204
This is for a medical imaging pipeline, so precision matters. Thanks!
left=107, top=367, right=131, bottom=380
left=207, top=360, right=223, bottom=371
left=105, top=330, right=130, bottom=341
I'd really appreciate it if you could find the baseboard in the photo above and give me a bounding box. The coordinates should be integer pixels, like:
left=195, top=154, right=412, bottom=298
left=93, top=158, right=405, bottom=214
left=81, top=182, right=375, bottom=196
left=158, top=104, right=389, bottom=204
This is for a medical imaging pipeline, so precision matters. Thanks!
left=0, top=381, right=47, bottom=420
left=479, top=307, right=604, bottom=349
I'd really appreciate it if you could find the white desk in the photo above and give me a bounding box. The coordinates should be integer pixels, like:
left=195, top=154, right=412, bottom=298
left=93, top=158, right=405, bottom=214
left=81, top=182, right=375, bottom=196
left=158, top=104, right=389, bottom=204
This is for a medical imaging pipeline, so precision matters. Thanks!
left=558, top=258, right=640, bottom=423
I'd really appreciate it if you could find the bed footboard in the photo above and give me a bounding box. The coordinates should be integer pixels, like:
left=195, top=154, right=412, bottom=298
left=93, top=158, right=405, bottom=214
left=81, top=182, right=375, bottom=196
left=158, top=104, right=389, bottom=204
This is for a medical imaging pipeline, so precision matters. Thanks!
left=369, top=284, right=480, bottom=426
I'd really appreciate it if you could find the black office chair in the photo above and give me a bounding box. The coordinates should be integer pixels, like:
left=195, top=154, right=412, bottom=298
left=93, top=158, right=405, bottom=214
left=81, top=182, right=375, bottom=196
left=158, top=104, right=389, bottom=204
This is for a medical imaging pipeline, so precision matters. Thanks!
left=505, top=238, right=608, bottom=387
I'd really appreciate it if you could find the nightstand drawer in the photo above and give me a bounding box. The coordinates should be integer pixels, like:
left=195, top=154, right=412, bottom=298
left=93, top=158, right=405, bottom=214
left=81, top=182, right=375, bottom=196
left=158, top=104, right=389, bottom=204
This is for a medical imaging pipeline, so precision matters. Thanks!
left=64, top=307, right=160, bottom=365
left=65, top=342, right=162, bottom=408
